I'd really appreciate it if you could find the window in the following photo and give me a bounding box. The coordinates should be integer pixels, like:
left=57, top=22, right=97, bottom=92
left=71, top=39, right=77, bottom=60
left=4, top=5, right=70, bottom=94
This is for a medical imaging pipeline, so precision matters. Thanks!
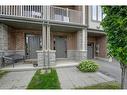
left=92, top=6, right=97, bottom=20
left=92, top=6, right=103, bottom=21
left=98, top=6, right=102, bottom=21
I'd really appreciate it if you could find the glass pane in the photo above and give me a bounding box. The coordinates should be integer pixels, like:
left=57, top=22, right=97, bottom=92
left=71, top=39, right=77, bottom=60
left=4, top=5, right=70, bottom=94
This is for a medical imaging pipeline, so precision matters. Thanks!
left=98, top=6, right=102, bottom=21
left=102, top=13, right=106, bottom=19
left=92, top=6, right=97, bottom=20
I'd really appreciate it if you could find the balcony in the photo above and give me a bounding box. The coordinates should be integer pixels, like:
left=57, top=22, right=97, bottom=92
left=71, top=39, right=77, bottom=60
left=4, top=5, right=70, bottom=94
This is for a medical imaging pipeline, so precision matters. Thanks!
left=0, top=5, right=82, bottom=24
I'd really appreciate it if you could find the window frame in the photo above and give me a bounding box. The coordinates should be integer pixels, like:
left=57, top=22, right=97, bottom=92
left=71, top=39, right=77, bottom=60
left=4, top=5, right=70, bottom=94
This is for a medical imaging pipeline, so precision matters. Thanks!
left=91, top=6, right=103, bottom=22
left=91, top=6, right=97, bottom=21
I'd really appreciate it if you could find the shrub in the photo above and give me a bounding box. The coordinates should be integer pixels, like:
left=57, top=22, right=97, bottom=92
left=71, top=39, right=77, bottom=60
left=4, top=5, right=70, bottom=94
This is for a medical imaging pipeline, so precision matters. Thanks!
left=77, top=60, right=99, bottom=72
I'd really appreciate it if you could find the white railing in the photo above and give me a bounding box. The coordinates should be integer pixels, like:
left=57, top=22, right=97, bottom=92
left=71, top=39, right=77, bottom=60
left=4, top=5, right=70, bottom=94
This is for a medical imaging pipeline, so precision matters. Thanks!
left=0, top=5, right=82, bottom=24
left=0, top=5, right=43, bottom=19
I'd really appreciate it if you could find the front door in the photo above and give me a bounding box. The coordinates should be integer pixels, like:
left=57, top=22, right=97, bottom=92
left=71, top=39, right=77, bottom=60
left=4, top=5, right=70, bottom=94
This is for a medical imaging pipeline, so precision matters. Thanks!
left=87, top=43, right=94, bottom=59
left=55, top=36, right=67, bottom=58
left=26, top=34, right=40, bottom=59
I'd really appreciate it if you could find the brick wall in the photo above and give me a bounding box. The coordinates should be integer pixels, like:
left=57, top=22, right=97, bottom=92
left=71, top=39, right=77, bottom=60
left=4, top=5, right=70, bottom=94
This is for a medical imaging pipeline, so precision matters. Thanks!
left=51, top=31, right=77, bottom=50
left=96, top=36, right=107, bottom=58
left=8, top=29, right=41, bottom=50
left=88, top=35, right=107, bottom=58
left=8, top=27, right=16, bottom=50
left=8, top=29, right=77, bottom=52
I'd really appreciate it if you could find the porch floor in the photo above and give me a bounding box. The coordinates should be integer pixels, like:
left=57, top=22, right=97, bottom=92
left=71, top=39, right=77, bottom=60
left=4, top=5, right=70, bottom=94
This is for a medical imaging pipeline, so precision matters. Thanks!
left=56, top=59, right=79, bottom=67
left=0, top=59, right=79, bottom=71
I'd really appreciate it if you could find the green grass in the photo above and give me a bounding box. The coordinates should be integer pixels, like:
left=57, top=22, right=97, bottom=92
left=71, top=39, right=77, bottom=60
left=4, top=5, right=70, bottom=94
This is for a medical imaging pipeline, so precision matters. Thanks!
left=76, top=81, right=121, bottom=89
left=0, top=70, right=8, bottom=79
left=27, top=69, right=61, bottom=89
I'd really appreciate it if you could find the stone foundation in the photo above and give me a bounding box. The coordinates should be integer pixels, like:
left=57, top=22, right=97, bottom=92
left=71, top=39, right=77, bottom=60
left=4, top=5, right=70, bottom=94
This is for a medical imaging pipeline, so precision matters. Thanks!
left=67, top=50, right=76, bottom=60
left=67, top=50, right=87, bottom=61
left=75, top=50, right=87, bottom=61
left=37, top=50, right=56, bottom=67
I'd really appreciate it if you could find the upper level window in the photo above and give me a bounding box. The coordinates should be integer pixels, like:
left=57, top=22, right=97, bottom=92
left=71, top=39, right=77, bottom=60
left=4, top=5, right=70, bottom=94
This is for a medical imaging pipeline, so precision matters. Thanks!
left=92, top=6, right=103, bottom=21
left=92, top=6, right=97, bottom=20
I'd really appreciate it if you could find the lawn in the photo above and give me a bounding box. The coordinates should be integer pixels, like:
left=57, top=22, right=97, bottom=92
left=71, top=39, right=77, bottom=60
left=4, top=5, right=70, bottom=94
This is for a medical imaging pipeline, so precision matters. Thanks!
left=0, top=70, right=8, bottom=79
left=76, top=81, right=121, bottom=89
left=27, top=69, right=61, bottom=89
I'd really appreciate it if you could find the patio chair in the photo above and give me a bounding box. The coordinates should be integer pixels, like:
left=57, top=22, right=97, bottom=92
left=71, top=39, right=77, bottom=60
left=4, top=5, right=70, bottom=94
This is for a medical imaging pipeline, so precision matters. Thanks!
left=2, top=54, right=25, bottom=68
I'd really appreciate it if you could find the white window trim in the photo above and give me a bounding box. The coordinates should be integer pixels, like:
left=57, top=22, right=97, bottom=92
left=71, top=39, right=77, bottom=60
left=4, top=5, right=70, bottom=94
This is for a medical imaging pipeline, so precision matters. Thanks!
left=91, top=6, right=103, bottom=22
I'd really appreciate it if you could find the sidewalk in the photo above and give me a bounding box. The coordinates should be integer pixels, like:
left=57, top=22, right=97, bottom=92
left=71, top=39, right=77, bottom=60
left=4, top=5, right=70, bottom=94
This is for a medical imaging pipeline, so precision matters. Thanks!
left=56, top=67, right=115, bottom=89
left=0, top=70, right=36, bottom=89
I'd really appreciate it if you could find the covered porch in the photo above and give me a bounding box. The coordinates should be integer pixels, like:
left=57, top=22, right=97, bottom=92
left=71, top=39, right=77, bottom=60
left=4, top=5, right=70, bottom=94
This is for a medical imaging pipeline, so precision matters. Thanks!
left=87, top=30, right=107, bottom=59
left=0, top=17, right=87, bottom=68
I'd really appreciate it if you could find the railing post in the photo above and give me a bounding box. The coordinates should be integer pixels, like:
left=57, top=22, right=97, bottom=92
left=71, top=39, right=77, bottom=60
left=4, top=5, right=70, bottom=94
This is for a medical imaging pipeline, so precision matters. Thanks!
left=46, top=6, right=50, bottom=20
left=5, top=6, right=7, bottom=15
left=67, top=8, right=69, bottom=17
left=43, top=6, right=47, bottom=19
left=21, top=5, right=22, bottom=16
left=8, top=5, right=10, bottom=15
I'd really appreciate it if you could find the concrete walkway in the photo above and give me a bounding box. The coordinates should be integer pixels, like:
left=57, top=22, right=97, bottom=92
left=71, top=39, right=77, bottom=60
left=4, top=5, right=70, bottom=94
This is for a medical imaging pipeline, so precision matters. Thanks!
left=92, top=59, right=121, bottom=83
left=56, top=67, right=115, bottom=89
left=0, top=70, right=36, bottom=89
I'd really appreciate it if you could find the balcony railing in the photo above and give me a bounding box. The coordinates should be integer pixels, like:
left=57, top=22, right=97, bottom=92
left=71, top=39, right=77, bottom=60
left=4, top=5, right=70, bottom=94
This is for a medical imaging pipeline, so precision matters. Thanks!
left=0, top=5, right=82, bottom=24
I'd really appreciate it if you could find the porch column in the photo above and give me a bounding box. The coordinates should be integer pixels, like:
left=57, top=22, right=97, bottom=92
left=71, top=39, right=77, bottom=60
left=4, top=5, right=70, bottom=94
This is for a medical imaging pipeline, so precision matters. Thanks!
left=75, top=6, right=87, bottom=61
left=0, top=24, right=8, bottom=65
left=42, top=24, right=47, bottom=50
left=37, top=6, right=56, bottom=67
left=77, top=28, right=87, bottom=61
left=37, top=24, right=46, bottom=67
left=0, top=24, right=8, bottom=53
left=47, top=25, right=50, bottom=50
left=46, top=6, right=50, bottom=20
left=42, top=6, right=47, bottom=19
left=82, top=6, right=87, bottom=51
left=46, top=24, right=56, bottom=65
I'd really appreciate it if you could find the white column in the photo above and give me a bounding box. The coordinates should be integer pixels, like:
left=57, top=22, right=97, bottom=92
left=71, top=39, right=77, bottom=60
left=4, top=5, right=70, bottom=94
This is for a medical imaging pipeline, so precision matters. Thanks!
left=82, top=29, right=87, bottom=51
left=82, top=5, right=86, bottom=25
left=76, top=28, right=87, bottom=60
left=42, top=24, right=47, bottom=50
left=77, top=29, right=87, bottom=51
left=82, top=6, right=87, bottom=51
left=47, top=25, right=50, bottom=50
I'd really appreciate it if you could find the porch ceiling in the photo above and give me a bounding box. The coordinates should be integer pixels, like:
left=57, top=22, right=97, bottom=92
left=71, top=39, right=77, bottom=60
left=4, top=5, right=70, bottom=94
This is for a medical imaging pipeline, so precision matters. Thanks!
left=0, top=19, right=42, bottom=30
left=88, top=32, right=106, bottom=37
left=88, top=29, right=106, bottom=37
left=0, top=16, right=84, bottom=32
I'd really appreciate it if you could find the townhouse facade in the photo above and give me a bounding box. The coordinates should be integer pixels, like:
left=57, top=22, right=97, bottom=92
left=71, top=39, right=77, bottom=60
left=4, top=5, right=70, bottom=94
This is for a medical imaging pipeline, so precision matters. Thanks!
left=0, top=5, right=107, bottom=66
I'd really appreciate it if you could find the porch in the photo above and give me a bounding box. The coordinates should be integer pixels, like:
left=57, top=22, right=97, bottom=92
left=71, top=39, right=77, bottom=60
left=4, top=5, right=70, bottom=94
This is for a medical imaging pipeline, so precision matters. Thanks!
left=0, top=16, right=87, bottom=68
left=87, top=31, right=107, bottom=59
